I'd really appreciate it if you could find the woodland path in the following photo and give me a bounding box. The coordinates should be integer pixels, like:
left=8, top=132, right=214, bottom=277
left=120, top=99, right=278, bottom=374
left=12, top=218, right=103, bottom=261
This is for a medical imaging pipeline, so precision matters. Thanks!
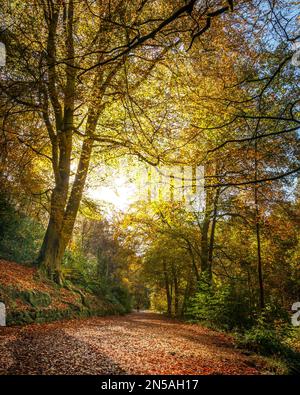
left=0, top=312, right=260, bottom=375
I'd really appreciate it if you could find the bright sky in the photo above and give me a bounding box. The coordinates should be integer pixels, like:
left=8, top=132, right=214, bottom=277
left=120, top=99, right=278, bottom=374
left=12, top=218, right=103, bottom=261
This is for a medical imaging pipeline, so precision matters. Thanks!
left=87, top=175, right=138, bottom=212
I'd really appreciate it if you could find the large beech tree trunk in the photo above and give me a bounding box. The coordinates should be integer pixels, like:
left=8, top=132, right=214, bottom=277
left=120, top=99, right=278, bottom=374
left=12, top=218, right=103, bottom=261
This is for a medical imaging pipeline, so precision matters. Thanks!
left=36, top=0, right=76, bottom=281
left=36, top=1, right=121, bottom=281
left=38, top=215, right=67, bottom=281
left=37, top=139, right=94, bottom=281
left=37, top=128, right=94, bottom=281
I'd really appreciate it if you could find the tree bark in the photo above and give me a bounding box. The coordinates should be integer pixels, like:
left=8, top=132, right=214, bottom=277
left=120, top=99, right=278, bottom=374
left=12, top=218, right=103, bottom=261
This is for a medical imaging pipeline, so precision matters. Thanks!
left=199, top=164, right=221, bottom=282
left=186, top=242, right=200, bottom=282
left=181, top=267, right=193, bottom=316
left=254, top=128, right=265, bottom=309
left=172, top=263, right=179, bottom=316
left=208, top=187, right=220, bottom=271
left=163, top=258, right=172, bottom=316
left=255, top=187, right=264, bottom=309
left=36, top=1, right=122, bottom=281
left=37, top=0, right=96, bottom=283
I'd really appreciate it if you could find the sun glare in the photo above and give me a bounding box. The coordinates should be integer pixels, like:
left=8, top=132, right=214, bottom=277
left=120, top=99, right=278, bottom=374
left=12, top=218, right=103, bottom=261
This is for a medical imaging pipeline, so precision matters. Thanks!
left=87, top=175, right=138, bottom=211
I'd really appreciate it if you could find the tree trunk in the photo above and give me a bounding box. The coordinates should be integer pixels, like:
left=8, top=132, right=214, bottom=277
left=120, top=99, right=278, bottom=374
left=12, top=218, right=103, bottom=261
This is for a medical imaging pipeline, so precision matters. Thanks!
left=172, top=263, right=179, bottom=316
left=199, top=164, right=218, bottom=282
left=181, top=268, right=193, bottom=316
left=200, top=215, right=211, bottom=278
left=207, top=187, right=220, bottom=271
left=255, top=189, right=265, bottom=309
left=254, top=133, right=265, bottom=309
left=37, top=136, right=94, bottom=282
left=163, top=258, right=172, bottom=316
left=186, top=242, right=200, bottom=282
left=36, top=164, right=71, bottom=281
left=37, top=220, right=66, bottom=283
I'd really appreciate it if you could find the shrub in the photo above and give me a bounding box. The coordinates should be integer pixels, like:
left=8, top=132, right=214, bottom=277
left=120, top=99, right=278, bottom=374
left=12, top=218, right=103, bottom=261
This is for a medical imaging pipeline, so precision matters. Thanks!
left=187, top=276, right=253, bottom=330
left=0, top=197, right=44, bottom=263
left=235, top=307, right=300, bottom=374
left=111, top=284, right=132, bottom=313
left=237, top=325, right=287, bottom=356
left=62, top=249, right=98, bottom=286
left=61, top=248, right=132, bottom=313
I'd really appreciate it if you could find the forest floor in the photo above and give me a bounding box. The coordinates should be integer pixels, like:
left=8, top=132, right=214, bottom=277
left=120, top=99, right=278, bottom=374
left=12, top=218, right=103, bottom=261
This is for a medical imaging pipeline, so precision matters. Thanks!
left=0, top=312, right=264, bottom=375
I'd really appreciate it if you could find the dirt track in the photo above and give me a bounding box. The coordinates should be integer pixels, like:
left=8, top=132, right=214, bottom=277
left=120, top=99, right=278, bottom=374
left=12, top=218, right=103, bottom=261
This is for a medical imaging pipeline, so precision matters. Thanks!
left=0, top=312, right=260, bottom=375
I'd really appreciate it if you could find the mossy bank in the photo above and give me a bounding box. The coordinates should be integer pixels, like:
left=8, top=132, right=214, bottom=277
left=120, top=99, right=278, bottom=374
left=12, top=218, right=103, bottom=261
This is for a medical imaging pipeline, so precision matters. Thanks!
left=0, top=260, right=129, bottom=326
